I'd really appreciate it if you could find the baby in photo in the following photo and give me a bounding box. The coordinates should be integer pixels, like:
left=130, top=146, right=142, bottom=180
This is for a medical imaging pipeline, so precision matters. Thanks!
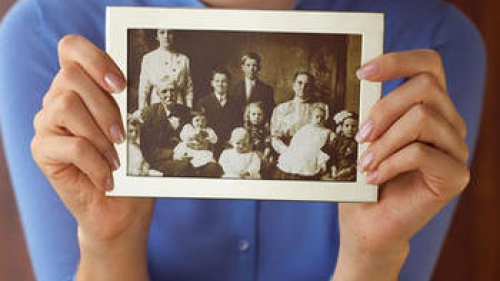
left=173, top=111, right=218, bottom=168
left=328, top=110, right=359, bottom=181
left=243, top=102, right=272, bottom=163
left=219, top=127, right=261, bottom=179
left=277, top=102, right=335, bottom=178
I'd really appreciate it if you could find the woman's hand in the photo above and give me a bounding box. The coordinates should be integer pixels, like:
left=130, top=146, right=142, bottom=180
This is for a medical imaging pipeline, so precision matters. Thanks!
left=333, top=49, right=470, bottom=281
left=31, top=35, right=154, bottom=281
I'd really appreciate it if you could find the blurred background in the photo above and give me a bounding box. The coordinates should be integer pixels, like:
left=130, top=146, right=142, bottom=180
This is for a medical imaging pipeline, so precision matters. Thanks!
left=1, top=0, right=498, bottom=280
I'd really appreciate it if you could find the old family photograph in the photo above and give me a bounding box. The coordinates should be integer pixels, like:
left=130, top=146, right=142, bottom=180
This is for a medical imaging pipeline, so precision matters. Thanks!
left=126, top=29, right=362, bottom=182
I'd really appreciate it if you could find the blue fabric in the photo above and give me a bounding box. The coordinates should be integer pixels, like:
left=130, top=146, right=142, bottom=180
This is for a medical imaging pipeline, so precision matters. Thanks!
left=0, top=0, right=486, bottom=280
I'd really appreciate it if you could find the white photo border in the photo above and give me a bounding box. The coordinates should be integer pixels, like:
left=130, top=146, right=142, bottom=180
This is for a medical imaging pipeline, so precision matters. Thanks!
left=106, top=7, right=383, bottom=202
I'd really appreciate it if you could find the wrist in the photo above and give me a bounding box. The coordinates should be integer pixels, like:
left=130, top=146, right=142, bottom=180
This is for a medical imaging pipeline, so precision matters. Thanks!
left=332, top=241, right=409, bottom=281
left=76, top=220, right=151, bottom=281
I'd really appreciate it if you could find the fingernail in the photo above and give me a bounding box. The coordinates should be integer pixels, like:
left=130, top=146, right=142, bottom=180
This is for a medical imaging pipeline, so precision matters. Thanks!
left=360, top=152, right=374, bottom=170
left=110, top=123, right=125, bottom=144
left=104, top=149, right=120, bottom=171
left=366, top=171, right=379, bottom=184
left=105, top=175, right=114, bottom=191
left=356, top=63, right=379, bottom=80
left=104, top=72, right=125, bottom=93
left=355, top=121, right=374, bottom=143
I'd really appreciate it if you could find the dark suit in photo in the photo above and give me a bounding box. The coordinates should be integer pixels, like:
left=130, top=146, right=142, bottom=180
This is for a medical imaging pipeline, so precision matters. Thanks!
left=234, top=79, right=275, bottom=122
left=196, top=93, right=244, bottom=157
left=140, top=103, right=192, bottom=176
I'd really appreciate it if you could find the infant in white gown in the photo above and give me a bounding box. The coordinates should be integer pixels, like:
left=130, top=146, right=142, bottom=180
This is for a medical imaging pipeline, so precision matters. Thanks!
left=277, top=103, right=335, bottom=176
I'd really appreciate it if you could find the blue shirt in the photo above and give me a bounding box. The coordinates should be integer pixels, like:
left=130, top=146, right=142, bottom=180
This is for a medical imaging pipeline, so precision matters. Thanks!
left=0, top=0, right=486, bottom=280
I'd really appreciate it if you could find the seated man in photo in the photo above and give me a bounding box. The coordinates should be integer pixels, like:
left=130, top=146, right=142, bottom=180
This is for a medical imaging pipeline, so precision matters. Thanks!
left=140, top=79, right=222, bottom=178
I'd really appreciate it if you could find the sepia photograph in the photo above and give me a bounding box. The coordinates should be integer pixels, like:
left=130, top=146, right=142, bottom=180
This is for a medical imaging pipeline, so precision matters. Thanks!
left=107, top=7, right=383, bottom=201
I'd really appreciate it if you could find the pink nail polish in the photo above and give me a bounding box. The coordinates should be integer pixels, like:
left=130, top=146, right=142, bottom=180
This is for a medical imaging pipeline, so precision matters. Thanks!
left=360, top=152, right=374, bottom=170
left=104, top=72, right=125, bottom=93
left=110, top=123, right=125, bottom=144
left=356, top=121, right=374, bottom=143
left=356, top=63, right=379, bottom=80
left=104, top=149, right=120, bottom=171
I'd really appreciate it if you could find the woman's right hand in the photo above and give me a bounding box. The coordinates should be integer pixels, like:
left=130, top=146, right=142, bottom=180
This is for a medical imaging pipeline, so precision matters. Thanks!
left=31, top=35, right=154, bottom=281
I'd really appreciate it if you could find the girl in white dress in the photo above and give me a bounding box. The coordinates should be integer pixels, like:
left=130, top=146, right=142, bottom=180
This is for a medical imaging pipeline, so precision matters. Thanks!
left=219, top=127, right=261, bottom=179
left=277, top=102, right=335, bottom=177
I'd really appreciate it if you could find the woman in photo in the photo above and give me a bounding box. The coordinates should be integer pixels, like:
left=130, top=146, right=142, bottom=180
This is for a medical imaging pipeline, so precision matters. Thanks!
left=138, top=29, right=194, bottom=110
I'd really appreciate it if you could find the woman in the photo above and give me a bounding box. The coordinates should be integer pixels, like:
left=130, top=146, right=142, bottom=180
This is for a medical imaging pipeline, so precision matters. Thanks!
left=0, top=0, right=486, bottom=280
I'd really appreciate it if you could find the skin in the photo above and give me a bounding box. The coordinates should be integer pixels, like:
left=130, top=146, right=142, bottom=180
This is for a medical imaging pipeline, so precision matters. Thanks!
left=157, top=29, right=173, bottom=50
left=248, top=106, right=264, bottom=126
left=30, top=3, right=470, bottom=281
left=310, top=108, right=326, bottom=127
left=242, top=58, right=260, bottom=80
left=127, top=124, right=139, bottom=143
left=292, top=73, right=312, bottom=100
left=192, top=115, right=207, bottom=129
left=202, top=0, right=296, bottom=9
left=157, top=84, right=178, bottom=110
left=211, top=73, right=229, bottom=97
left=341, top=118, right=358, bottom=139
left=233, top=133, right=251, bottom=154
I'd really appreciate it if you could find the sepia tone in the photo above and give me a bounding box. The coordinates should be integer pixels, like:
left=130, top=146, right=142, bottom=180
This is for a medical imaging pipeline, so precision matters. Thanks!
left=1, top=1, right=499, bottom=280
left=128, top=29, right=361, bottom=115
left=126, top=29, right=361, bottom=182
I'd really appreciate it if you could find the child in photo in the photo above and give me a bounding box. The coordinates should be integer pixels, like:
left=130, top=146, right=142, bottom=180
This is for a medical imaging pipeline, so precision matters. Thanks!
left=219, top=127, right=261, bottom=179
left=173, top=111, right=218, bottom=168
left=277, top=102, right=335, bottom=178
left=328, top=110, right=359, bottom=181
left=243, top=102, right=272, bottom=164
left=127, top=114, right=152, bottom=176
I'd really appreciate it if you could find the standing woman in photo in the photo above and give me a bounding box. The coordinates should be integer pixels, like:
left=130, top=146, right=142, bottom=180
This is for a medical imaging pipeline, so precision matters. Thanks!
left=138, top=29, right=194, bottom=110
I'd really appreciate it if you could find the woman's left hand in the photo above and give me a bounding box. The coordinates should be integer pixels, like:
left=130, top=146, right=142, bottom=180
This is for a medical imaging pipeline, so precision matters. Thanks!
left=333, top=49, right=469, bottom=281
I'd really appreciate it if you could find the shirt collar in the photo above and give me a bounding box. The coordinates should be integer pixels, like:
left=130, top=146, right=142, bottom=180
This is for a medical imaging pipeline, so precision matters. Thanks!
left=245, top=78, right=256, bottom=85
left=214, top=92, right=227, bottom=101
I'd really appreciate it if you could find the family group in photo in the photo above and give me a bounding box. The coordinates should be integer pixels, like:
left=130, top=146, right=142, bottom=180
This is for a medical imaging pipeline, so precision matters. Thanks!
left=128, top=29, right=359, bottom=182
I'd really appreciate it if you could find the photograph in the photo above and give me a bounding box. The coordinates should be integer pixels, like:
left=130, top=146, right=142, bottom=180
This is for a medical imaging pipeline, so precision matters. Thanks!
left=107, top=7, right=383, bottom=201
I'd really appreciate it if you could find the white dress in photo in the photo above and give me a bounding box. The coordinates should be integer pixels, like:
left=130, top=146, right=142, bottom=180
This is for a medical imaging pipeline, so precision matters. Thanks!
left=218, top=149, right=261, bottom=179
left=277, top=124, right=331, bottom=176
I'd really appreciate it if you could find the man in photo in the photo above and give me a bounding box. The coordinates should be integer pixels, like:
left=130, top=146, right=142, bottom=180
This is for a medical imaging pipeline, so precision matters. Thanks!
left=197, top=67, right=244, bottom=157
left=139, top=79, right=193, bottom=176
left=140, top=79, right=223, bottom=177
left=234, top=52, right=275, bottom=122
